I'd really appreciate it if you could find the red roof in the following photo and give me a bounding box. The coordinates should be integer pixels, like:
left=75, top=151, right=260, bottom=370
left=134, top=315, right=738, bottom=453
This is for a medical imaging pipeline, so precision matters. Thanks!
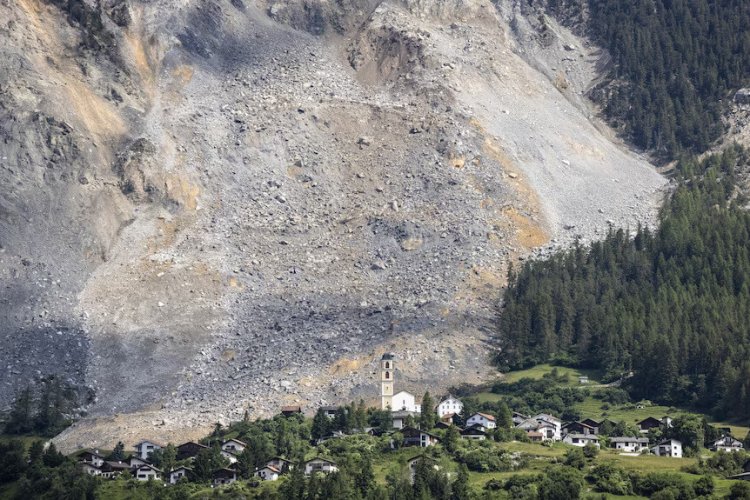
left=476, top=412, right=496, bottom=421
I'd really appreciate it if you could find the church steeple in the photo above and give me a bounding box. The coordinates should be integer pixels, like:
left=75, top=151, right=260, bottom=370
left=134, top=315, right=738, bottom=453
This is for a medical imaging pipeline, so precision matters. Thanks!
left=380, top=353, right=394, bottom=410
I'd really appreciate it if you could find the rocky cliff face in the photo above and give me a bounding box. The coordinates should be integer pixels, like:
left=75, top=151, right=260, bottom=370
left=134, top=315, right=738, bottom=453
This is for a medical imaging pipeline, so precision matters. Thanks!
left=0, top=0, right=665, bottom=450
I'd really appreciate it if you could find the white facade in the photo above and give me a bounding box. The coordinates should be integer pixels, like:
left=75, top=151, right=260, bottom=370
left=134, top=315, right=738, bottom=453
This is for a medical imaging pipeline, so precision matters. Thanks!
left=220, top=450, right=238, bottom=464
left=392, top=391, right=421, bottom=413
left=133, top=441, right=161, bottom=460
left=305, top=458, right=339, bottom=475
left=466, top=413, right=496, bottom=430
left=436, top=396, right=463, bottom=418
left=651, top=439, right=683, bottom=458
left=610, top=437, right=649, bottom=453
left=79, top=463, right=102, bottom=476
left=255, top=466, right=280, bottom=481
left=134, top=465, right=161, bottom=481
left=221, top=439, right=246, bottom=454
left=169, top=467, right=191, bottom=484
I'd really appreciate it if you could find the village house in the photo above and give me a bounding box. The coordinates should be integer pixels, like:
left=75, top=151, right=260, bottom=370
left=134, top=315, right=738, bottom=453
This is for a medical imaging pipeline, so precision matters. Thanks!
left=128, top=456, right=150, bottom=469
left=563, top=433, right=600, bottom=448
left=77, top=450, right=105, bottom=467
left=281, top=405, right=303, bottom=416
left=101, top=461, right=132, bottom=479
left=133, top=440, right=162, bottom=461
left=320, top=406, right=339, bottom=419
left=517, top=414, right=562, bottom=441
left=221, top=438, right=247, bottom=454
left=562, top=421, right=596, bottom=436
left=460, top=425, right=487, bottom=441
left=79, top=462, right=102, bottom=476
left=637, top=417, right=662, bottom=433
left=133, top=464, right=162, bottom=481
left=512, top=412, right=529, bottom=426
left=651, top=439, right=683, bottom=458
left=169, top=466, right=192, bottom=484
left=637, top=416, right=672, bottom=433
left=527, top=431, right=544, bottom=443
left=578, top=376, right=589, bottom=385
left=176, top=441, right=208, bottom=461
left=466, top=412, right=496, bottom=430
left=392, top=410, right=419, bottom=430
left=304, top=457, right=339, bottom=475
left=436, top=395, right=463, bottom=418
left=402, top=427, right=441, bottom=448
left=729, top=460, right=750, bottom=481
left=392, top=391, right=421, bottom=413
left=255, top=465, right=281, bottom=481
left=212, top=468, right=237, bottom=486
left=266, top=456, right=294, bottom=473
left=711, top=436, right=744, bottom=452
left=220, top=449, right=239, bottom=464
left=580, top=418, right=601, bottom=434
left=610, top=436, right=649, bottom=453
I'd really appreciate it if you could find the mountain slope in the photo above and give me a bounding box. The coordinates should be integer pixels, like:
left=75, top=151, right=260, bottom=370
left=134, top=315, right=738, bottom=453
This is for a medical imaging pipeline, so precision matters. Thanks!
left=0, top=0, right=664, bottom=449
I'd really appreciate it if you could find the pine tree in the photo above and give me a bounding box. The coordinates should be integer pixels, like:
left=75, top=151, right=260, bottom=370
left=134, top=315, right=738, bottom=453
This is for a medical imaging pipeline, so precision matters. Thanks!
left=107, top=441, right=125, bottom=461
left=496, top=400, right=513, bottom=429
left=312, top=408, right=331, bottom=440
left=419, top=392, right=437, bottom=430
left=4, top=387, right=33, bottom=435
left=443, top=424, right=460, bottom=454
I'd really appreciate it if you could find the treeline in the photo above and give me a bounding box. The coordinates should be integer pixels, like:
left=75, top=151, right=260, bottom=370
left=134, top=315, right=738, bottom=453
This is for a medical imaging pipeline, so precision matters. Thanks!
left=495, top=147, right=750, bottom=420
left=543, top=0, right=750, bottom=159
left=3, top=376, right=83, bottom=437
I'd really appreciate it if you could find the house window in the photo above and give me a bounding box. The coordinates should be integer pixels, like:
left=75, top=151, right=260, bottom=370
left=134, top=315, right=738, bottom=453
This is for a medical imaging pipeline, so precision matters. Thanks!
left=385, top=371, right=390, bottom=379
left=385, top=362, right=390, bottom=369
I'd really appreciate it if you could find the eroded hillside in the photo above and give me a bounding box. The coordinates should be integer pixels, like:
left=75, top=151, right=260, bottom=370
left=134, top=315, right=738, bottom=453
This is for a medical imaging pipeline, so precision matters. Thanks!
left=0, top=0, right=665, bottom=450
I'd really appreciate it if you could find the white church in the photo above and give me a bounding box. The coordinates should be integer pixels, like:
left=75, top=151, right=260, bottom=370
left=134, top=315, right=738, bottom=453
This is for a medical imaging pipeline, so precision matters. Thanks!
left=380, top=353, right=421, bottom=412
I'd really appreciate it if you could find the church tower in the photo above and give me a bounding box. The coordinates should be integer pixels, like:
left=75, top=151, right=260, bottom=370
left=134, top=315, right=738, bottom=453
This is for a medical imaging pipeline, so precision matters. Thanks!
left=380, top=353, right=394, bottom=410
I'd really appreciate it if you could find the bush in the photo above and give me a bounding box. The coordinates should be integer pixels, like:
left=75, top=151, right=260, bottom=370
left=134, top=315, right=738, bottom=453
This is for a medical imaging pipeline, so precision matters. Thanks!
left=727, top=481, right=750, bottom=500
left=587, top=463, right=632, bottom=496
left=538, top=466, right=584, bottom=500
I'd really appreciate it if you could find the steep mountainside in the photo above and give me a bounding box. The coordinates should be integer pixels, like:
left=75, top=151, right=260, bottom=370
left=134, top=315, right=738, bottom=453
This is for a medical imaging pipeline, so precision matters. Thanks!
left=0, top=0, right=665, bottom=449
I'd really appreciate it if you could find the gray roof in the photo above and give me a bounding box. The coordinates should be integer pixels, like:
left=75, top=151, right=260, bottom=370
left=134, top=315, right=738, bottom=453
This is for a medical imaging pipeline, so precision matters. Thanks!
left=381, top=353, right=395, bottom=360
left=565, top=433, right=599, bottom=440
left=610, top=437, right=649, bottom=443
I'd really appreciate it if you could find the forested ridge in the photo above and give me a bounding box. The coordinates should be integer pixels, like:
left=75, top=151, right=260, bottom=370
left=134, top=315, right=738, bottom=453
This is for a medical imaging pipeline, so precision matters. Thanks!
left=495, top=147, right=750, bottom=420
left=543, top=0, right=750, bottom=159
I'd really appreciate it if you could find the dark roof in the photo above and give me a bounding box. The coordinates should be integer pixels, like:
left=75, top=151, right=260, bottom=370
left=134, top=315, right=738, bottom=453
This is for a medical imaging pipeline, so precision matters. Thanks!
left=320, top=406, right=339, bottom=412
left=381, top=353, right=395, bottom=360
left=563, top=421, right=595, bottom=430
left=212, top=468, right=237, bottom=478
left=401, top=426, right=441, bottom=440
left=103, top=461, right=132, bottom=471
left=638, top=417, right=663, bottom=426
left=461, top=427, right=487, bottom=435
left=281, top=405, right=302, bottom=413
left=407, top=455, right=438, bottom=463
left=178, top=441, right=208, bottom=449
left=305, top=457, right=337, bottom=465
left=581, top=418, right=601, bottom=426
